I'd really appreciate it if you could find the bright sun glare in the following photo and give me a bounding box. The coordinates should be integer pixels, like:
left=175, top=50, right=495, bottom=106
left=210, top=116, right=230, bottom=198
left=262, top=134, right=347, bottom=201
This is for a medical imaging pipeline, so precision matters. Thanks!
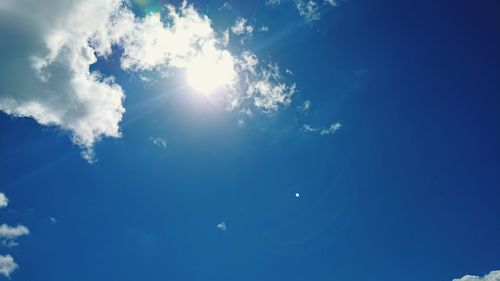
left=186, top=50, right=236, bottom=94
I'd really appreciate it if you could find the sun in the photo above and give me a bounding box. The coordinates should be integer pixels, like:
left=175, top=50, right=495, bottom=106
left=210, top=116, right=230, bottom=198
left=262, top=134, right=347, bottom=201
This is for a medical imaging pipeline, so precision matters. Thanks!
left=186, top=50, right=237, bottom=94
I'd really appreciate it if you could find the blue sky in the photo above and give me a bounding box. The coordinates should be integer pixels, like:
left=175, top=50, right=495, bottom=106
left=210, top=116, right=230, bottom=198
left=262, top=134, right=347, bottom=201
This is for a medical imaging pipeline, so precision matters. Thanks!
left=0, top=0, right=499, bottom=280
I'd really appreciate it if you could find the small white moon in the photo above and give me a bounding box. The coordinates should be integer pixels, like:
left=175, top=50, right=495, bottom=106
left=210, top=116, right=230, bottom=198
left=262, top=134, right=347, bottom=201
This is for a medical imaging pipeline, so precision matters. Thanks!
left=295, top=193, right=300, bottom=198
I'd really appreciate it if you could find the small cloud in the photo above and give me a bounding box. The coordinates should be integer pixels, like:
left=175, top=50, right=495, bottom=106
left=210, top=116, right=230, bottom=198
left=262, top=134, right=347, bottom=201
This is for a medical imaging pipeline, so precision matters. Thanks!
left=217, top=221, right=228, bottom=231
left=300, top=100, right=311, bottom=112
left=266, top=0, right=339, bottom=21
left=150, top=137, right=167, bottom=149
left=49, top=217, right=57, bottom=224
left=240, top=108, right=253, bottom=116
left=0, top=193, right=8, bottom=209
left=453, top=270, right=500, bottom=281
left=302, top=122, right=341, bottom=135
left=296, top=0, right=320, bottom=21
left=320, top=122, right=341, bottom=135
left=324, top=0, right=338, bottom=6
left=218, top=2, right=232, bottom=10
left=221, top=29, right=230, bottom=46
left=259, top=25, right=269, bottom=32
left=231, top=17, right=254, bottom=36
left=302, top=124, right=318, bottom=133
left=237, top=120, right=245, bottom=127
left=0, top=255, right=17, bottom=278
left=0, top=224, right=30, bottom=248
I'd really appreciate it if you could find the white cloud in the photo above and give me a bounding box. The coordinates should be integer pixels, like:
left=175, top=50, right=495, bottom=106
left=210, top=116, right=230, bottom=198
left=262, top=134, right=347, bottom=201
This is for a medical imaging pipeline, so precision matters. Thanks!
left=302, top=124, right=317, bottom=133
left=0, top=193, right=8, bottom=209
left=150, top=137, right=167, bottom=148
left=218, top=2, right=232, bottom=11
left=453, top=270, right=500, bottom=281
left=217, top=221, right=227, bottom=231
left=0, top=255, right=17, bottom=278
left=0, top=224, right=30, bottom=247
left=266, top=0, right=338, bottom=21
left=244, top=62, right=296, bottom=112
left=296, top=0, right=320, bottom=21
left=237, top=119, right=245, bottom=127
left=324, top=0, right=338, bottom=6
left=106, top=2, right=295, bottom=111
left=0, top=0, right=126, bottom=162
left=302, top=122, right=341, bottom=135
left=0, top=0, right=298, bottom=161
left=231, top=17, right=253, bottom=36
left=320, top=122, right=341, bottom=135
left=301, top=100, right=311, bottom=112
left=259, top=25, right=269, bottom=32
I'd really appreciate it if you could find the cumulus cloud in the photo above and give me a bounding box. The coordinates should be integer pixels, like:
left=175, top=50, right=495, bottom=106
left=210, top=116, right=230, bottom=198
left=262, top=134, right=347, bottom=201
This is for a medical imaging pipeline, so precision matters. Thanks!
left=106, top=3, right=234, bottom=73
left=453, top=270, right=500, bottom=281
left=0, top=194, right=8, bottom=209
left=0, top=224, right=30, bottom=247
left=0, top=197, right=27, bottom=276
left=0, top=0, right=126, bottom=162
left=0, top=255, right=17, bottom=278
left=0, top=0, right=298, bottom=161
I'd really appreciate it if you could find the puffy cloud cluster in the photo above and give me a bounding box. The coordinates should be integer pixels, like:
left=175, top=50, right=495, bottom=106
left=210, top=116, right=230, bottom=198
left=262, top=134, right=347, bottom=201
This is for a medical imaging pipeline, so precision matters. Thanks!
left=0, top=193, right=28, bottom=278
left=453, top=270, right=500, bottom=281
left=0, top=0, right=297, bottom=161
left=231, top=18, right=254, bottom=36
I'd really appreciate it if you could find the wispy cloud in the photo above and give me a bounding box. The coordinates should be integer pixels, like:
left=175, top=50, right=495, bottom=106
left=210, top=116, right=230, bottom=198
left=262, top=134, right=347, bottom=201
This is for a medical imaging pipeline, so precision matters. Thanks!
left=0, top=255, right=17, bottom=278
left=302, top=122, right=341, bottom=135
left=150, top=137, right=167, bottom=148
left=217, top=221, right=228, bottom=231
left=300, top=100, right=311, bottom=112
left=320, top=122, right=341, bottom=135
left=453, top=270, right=500, bottom=281
left=218, top=2, right=232, bottom=11
left=266, top=0, right=339, bottom=21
